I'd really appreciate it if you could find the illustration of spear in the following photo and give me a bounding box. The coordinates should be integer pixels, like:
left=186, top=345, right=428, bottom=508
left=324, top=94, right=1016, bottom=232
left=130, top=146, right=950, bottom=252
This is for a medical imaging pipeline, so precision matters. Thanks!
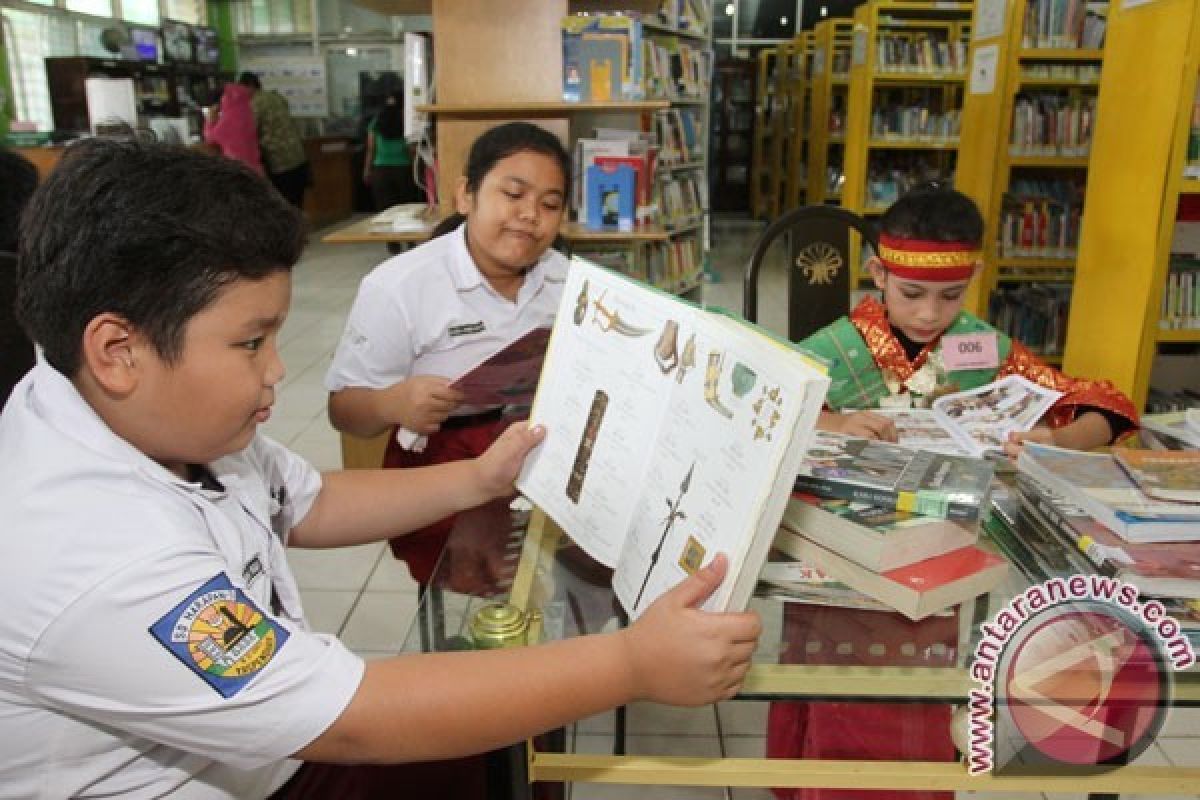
left=633, top=463, right=695, bottom=611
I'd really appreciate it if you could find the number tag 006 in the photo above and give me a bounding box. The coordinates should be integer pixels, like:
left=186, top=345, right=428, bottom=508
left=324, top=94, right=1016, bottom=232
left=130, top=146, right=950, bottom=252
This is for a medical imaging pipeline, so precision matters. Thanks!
left=940, top=332, right=999, bottom=371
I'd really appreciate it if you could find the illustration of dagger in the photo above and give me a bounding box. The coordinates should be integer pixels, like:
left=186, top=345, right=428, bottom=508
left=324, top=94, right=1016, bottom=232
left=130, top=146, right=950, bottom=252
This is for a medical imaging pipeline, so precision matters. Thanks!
left=592, top=290, right=654, bottom=337
left=633, top=462, right=694, bottom=611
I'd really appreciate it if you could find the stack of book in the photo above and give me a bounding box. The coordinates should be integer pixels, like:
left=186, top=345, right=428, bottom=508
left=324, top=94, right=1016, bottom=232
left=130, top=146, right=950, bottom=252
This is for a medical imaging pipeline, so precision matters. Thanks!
left=768, top=433, right=1007, bottom=621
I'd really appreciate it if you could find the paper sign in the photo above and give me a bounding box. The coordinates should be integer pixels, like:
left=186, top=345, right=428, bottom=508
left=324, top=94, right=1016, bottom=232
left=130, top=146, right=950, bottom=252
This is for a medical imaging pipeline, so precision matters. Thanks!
left=974, top=0, right=1007, bottom=40
left=941, top=332, right=1000, bottom=371
left=969, top=44, right=999, bottom=95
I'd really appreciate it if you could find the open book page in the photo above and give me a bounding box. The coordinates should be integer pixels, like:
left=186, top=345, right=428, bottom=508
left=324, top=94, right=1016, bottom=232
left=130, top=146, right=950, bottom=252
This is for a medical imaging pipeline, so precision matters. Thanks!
left=874, top=408, right=973, bottom=456
left=449, top=327, right=551, bottom=408
left=517, top=258, right=829, bottom=616
left=930, top=374, right=1062, bottom=456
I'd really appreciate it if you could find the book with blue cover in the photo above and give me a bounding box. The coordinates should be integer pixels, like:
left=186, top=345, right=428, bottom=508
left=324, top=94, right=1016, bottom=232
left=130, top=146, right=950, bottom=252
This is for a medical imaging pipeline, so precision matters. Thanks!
left=585, top=162, right=635, bottom=232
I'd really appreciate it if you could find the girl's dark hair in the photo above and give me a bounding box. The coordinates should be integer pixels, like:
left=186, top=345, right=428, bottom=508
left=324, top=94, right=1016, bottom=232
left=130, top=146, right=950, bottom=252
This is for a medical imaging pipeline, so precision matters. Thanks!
left=374, top=91, right=406, bottom=140
left=434, top=121, right=571, bottom=239
left=878, top=183, right=984, bottom=245
left=17, top=138, right=306, bottom=376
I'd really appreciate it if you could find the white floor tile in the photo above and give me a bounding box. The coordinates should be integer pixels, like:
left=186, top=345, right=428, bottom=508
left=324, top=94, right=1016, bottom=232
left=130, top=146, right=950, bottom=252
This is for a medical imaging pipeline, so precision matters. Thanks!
left=624, top=701, right=719, bottom=737
left=298, top=589, right=358, bottom=636
left=366, top=551, right=420, bottom=592
left=1160, top=707, right=1200, bottom=737
left=716, top=700, right=770, bottom=737
left=286, top=542, right=384, bottom=591
left=339, top=590, right=421, bottom=653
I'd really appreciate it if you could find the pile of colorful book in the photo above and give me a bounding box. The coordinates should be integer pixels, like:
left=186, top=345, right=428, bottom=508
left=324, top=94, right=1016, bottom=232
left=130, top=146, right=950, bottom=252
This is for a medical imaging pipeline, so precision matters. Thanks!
left=991, top=443, right=1200, bottom=632
left=766, top=432, right=1009, bottom=620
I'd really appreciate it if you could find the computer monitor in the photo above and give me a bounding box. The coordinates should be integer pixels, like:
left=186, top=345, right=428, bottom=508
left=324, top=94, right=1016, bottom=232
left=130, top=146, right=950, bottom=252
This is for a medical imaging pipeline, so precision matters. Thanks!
left=130, top=27, right=160, bottom=62
left=193, top=26, right=220, bottom=66
left=161, top=19, right=194, bottom=64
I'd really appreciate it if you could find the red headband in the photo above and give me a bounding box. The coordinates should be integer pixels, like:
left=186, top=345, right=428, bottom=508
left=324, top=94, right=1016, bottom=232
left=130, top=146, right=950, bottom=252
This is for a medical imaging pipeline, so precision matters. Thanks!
left=877, top=233, right=981, bottom=281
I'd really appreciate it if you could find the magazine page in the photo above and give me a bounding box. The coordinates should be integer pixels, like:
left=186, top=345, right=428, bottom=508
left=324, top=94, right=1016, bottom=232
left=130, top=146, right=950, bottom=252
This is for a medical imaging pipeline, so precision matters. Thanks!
left=931, top=374, right=1062, bottom=456
left=449, top=327, right=551, bottom=408
left=874, top=408, right=973, bottom=456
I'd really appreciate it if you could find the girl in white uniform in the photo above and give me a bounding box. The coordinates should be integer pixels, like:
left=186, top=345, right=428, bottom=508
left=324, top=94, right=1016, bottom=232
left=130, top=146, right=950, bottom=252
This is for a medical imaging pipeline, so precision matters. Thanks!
left=326, top=122, right=570, bottom=584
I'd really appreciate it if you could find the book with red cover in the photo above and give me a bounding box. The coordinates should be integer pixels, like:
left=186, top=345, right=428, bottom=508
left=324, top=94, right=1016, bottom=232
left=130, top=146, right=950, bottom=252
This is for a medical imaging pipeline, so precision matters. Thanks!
left=774, top=529, right=1009, bottom=621
left=449, top=327, right=551, bottom=407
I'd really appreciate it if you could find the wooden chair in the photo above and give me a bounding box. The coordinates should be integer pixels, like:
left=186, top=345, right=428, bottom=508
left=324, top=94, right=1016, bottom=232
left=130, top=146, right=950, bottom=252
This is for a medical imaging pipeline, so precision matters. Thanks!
left=743, top=205, right=880, bottom=341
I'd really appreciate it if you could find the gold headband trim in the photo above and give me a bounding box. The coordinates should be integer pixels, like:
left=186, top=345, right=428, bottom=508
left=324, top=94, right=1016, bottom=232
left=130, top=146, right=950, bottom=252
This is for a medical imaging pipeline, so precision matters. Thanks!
left=878, top=244, right=982, bottom=269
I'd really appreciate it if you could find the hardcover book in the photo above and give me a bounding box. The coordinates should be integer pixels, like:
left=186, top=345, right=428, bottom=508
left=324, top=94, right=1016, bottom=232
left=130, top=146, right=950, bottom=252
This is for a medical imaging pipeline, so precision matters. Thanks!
left=517, top=257, right=830, bottom=617
left=781, top=492, right=978, bottom=572
left=449, top=327, right=552, bottom=408
left=1112, top=449, right=1200, bottom=505
left=795, top=431, right=995, bottom=523
left=584, top=162, right=636, bottom=232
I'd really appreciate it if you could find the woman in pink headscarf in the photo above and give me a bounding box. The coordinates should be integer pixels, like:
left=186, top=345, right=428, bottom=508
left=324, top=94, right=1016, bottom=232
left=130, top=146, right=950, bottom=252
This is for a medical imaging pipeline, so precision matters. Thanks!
left=202, top=82, right=263, bottom=174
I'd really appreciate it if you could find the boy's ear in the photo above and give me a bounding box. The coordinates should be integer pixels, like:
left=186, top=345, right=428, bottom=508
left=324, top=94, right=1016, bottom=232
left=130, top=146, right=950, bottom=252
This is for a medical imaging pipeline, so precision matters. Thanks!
left=866, top=256, right=888, bottom=290
left=454, top=176, right=472, bottom=216
left=80, top=313, right=141, bottom=395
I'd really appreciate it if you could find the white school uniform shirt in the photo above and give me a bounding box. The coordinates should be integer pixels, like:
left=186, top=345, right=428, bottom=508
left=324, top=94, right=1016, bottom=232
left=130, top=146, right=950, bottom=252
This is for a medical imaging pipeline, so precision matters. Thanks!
left=325, top=223, right=567, bottom=449
left=0, top=362, right=364, bottom=799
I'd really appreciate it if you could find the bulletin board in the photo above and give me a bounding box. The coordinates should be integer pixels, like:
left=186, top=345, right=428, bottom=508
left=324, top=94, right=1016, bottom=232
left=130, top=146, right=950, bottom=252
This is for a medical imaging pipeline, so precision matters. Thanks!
left=240, top=57, right=328, bottom=118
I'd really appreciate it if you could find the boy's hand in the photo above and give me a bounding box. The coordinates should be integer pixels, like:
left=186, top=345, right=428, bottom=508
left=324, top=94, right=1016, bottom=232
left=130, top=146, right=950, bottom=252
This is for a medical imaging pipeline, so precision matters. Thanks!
left=823, top=410, right=898, bottom=442
left=474, top=422, right=546, bottom=498
left=1003, top=426, right=1056, bottom=458
left=393, top=376, right=464, bottom=435
left=620, top=555, right=761, bottom=706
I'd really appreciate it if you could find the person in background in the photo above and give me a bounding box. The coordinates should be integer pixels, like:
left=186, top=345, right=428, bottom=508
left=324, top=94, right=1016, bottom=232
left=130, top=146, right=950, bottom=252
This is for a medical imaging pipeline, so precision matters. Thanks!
left=327, top=122, right=568, bottom=586
left=203, top=81, right=263, bottom=175
left=0, top=137, right=760, bottom=799
left=0, top=147, right=38, bottom=407
left=363, top=91, right=419, bottom=213
left=239, top=71, right=311, bottom=210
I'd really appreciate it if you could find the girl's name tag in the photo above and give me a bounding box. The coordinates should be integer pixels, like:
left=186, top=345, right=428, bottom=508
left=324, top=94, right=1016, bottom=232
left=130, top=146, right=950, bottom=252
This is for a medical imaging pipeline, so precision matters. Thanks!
left=941, top=332, right=999, bottom=371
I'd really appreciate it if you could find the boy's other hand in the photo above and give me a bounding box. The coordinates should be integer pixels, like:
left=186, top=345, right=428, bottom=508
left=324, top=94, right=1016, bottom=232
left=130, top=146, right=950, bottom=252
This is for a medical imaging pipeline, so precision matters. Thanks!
left=1003, top=427, right=1056, bottom=459
left=474, top=422, right=546, bottom=498
left=832, top=410, right=898, bottom=442
left=621, top=555, right=761, bottom=706
left=394, top=376, right=464, bottom=435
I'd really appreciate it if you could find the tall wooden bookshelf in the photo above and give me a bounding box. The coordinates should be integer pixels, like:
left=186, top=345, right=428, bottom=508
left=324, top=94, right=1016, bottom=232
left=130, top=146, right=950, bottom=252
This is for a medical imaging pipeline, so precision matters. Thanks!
left=841, top=0, right=972, bottom=287
left=784, top=31, right=816, bottom=211
left=750, top=47, right=778, bottom=219
left=1061, top=0, right=1200, bottom=409
left=957, top=0, right=1107, bottom=365
left=806, top=18, right=855, bottom=206
left=766, top=37, right=804, bottom=219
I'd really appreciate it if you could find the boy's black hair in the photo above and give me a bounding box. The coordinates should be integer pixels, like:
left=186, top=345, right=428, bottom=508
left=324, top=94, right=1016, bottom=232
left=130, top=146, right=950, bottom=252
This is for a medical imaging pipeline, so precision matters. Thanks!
left=0, top=148, right=39, bottom=253
left=434, top=121, right=571, bottom=239
left=374, top=91, right=406, bottom=140
left=878, top=183, right=984, bottom=246
left=16, top=138, right=306, bottom=376
left=237, top=71, right=263, bottom=90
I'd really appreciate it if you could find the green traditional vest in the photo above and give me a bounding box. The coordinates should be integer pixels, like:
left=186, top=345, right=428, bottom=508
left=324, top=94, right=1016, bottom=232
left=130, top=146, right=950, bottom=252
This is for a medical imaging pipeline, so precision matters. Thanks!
left=799, top=311, right=1012, bottom=411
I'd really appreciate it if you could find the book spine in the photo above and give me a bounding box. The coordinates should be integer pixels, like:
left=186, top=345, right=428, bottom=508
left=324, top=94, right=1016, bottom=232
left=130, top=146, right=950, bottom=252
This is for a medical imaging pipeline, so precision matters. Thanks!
left=792, top=475, right=981, bottom=523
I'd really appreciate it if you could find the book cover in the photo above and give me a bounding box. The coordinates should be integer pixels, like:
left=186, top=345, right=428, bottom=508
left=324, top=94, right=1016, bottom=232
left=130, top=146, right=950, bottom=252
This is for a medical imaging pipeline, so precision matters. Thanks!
left=579, top=37, right=622, bottom=102
left=777, top=533, right=1009, bottom=621
left=1113, top=449, right=1200, bottom=505
left=585, top=162, right=636, bottom=232
left=1017, top=443, right=1200, bottom=543
left=1142, top=410, right=1200, bottom=450
left=574, top=138, right=629, bottom=223
left=795, top=431, right=994, bottom=522
left=516, top=256, right=831, bottom=617
left=448, top=327, right=552, bottom=408
left=593, top=154, right=655, bottom=225
left=782, top=492, right=978, bottom=572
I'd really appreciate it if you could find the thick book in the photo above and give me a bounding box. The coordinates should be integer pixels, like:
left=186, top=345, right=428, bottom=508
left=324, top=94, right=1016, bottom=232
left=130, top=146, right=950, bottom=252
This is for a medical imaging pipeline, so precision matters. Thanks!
left=795, top=431, right=995, bottom=523
left=759, top=557, right=899, bottom=613
left=1017, top=443, right=1200, bottom=543
left=1017, top=474, right=1200, bottom=599
left=516, top=256, right=830, bottom=617
left=772, top=530, right=1009, bottom=621
left=781, top=492, right=978, bottom=573
left=1112, top=449, right=1200, bottom=505
left=875, top=375, right=1062, bottom=457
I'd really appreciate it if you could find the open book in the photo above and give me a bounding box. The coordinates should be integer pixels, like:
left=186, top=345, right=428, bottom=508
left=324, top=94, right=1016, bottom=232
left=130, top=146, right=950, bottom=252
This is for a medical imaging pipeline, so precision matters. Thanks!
left=517, top=257, right=830, bottom=617
left=875, top=375, right=1062, bottom=457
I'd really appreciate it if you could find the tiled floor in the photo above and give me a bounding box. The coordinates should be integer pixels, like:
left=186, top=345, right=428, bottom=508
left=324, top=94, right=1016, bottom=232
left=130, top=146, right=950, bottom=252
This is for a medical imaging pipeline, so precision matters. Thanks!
left=277, top=215, right=1197, bottom=799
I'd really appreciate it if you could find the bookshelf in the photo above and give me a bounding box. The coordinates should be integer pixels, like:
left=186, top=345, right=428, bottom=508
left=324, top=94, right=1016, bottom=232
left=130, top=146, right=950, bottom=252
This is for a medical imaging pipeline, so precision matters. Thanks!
left=765, top=37, right=804, bottom=219
left=957, top=0, right=1108, bottom=366
left=784, top=31, right=816, bottom=212
left=1059, top=0, right=1200, bottom=409
left=749, top=47, right=777, bottom=219
left=710, top=58, right=756, bottom=212
left=806, top=18, right=856, bottom=207
left=841, top=0, right=973, bottom=287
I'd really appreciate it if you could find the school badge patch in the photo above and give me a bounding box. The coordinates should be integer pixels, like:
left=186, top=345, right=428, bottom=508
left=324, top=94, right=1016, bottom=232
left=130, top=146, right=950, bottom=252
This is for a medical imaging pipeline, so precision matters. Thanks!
left=149, top=573, right=289, bottom=698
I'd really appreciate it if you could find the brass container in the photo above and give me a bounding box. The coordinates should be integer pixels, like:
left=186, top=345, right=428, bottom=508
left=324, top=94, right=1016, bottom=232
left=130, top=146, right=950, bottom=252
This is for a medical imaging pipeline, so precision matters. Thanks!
left=469, top=602, right=530, bottom=649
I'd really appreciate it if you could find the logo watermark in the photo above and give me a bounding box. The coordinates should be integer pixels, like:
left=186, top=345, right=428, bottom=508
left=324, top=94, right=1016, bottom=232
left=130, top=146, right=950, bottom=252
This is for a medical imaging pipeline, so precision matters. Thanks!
left=966, top=575, right=1194, bottom=775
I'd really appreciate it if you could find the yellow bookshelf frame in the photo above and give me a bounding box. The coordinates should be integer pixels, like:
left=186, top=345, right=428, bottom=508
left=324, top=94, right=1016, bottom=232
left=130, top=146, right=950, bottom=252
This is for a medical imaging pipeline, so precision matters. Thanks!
left=806, top=18, right=855, bottom=206
left=750, top=47, right=777, bottom=219
left=784, top=30, right=816, bottom=211
left=1062, top=0, right=1200, bottom=406
left=766, top=38, right=804, bottom=218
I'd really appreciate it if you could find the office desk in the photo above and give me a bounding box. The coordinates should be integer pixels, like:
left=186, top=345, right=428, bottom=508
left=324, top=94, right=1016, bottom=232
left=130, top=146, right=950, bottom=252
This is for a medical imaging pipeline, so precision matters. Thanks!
left=401, top=506, right=1200, bottom=798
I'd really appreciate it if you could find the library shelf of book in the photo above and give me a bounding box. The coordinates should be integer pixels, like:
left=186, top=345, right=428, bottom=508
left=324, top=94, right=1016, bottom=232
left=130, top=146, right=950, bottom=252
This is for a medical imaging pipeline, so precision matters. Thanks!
left=782, top=30, right=816, bottom=213
left=749, top=47, right=777, bottom=219
left=955, top=0, right=1107, bottom=366
left=1062, top=0, right=1200, bottom=411
left=805, top=18, right=855, bottom=207
left=840, top=0, right=973, bottom=288
left=762, top=37, right=805, bottom=220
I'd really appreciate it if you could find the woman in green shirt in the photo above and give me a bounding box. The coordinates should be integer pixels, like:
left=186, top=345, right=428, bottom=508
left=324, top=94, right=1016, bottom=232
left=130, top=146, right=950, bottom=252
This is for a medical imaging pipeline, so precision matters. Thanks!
left=363, top=91, right=420, bottom=214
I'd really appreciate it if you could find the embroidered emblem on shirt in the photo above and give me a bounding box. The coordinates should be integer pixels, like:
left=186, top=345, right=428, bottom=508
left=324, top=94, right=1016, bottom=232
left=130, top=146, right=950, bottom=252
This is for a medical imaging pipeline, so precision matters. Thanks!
left=149, top=573, right=289, bottom=698
left=448, top=321, right=486, bottom=337
left=242, top=556, right=265, bottom=586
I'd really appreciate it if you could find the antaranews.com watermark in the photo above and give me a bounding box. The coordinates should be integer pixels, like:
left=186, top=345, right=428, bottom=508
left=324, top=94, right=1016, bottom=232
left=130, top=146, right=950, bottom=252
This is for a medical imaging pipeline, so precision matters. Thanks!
left=967, top=574, right=1195, bottom=775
